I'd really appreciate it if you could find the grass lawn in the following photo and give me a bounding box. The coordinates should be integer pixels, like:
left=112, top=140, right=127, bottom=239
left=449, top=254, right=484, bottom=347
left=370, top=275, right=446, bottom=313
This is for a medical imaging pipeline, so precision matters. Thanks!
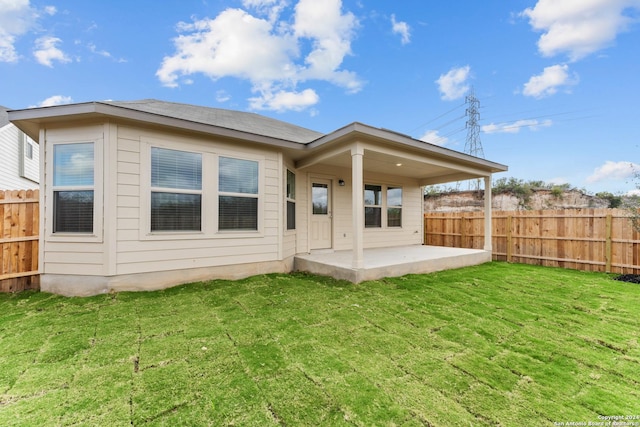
left=1, top=262, right=639, bottom=426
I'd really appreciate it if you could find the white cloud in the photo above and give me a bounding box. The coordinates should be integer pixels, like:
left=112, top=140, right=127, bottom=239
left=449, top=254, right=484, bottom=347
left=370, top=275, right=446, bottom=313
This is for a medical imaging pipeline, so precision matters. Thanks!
left=216, top=90, right=231, bottom=103
left=249, top=88, right=319, bottom=112
left=43, top=5, right=57, bottom=15
left=242, top=0, right=287, bottom=23
left=391, top=14, right=410, bottom=45
left=522, top=64, right=578, bottom=98
left=87, top=42, right=126, bottom=63
left=0, top=0, right=38, bottom=62
left=482, top=119, right=552, bottom=134
left=419, top=130, right=449, bottom=146
left=436, top=65, right=471, bottom=101
left=627, top=189, right=640, bottom=196
left=521, top=0, right=640, bottom=61
left=586, top=161, right=640, bottom=183
left=157, top=0, right=362, bottom=112
left=33, top=36, right=71, bottom=67
left=30, top=95, right=73, bottom=108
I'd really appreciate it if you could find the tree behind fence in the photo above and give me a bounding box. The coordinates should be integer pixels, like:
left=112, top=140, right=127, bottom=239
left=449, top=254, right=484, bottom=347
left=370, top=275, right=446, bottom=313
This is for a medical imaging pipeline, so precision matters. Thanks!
left=0, top=189, right=40, bottom=292
left=424, top=208, right=639, bottom=274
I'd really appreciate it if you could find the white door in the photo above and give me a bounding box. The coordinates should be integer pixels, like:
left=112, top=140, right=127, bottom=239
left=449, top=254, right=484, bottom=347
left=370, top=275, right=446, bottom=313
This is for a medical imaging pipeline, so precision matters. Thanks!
left=310, top=179, right=332, bottom=250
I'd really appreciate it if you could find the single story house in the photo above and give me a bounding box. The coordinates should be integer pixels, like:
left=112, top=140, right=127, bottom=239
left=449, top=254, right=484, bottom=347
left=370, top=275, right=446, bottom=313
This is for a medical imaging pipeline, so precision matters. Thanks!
left=9, top=99, right=507, bottom=296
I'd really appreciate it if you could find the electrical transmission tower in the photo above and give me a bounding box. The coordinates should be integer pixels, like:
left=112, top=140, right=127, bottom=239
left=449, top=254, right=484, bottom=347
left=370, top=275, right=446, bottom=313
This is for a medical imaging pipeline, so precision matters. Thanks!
left=463, top=86, right=484, bottom=190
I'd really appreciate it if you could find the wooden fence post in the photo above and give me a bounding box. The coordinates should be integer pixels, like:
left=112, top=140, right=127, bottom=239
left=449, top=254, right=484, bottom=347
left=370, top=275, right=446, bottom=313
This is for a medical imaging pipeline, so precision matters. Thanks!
left=506, top=215, right=512, bottom=263
left=605, top=214, right=612, bottom=273
left=460, top=215, right=466, bottom=248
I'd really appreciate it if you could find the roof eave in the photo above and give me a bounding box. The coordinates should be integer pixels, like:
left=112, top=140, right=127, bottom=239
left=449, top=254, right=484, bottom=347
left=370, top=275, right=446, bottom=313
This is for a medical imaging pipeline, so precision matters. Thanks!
left=8, top=102, right=308, bottom=150
left=306, top=122, right=508, bottom=173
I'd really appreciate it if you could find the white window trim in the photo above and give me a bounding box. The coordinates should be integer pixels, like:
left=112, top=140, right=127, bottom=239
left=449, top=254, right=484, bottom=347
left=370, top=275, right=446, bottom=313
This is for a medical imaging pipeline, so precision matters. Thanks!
left=386, top=186, right=403, bottom=228
left=217, top=155, right=263, bottom=235
left=139, top=138, right=265, bottom=240
left=285, top=168, right=296, bottom=232
left=140, top=139, right=209, bottom=240
left=364, top=183, right=403, bottom=230
left=149, top=146, right=204, bottom=234
left=46, top=139, right=104, bottom=243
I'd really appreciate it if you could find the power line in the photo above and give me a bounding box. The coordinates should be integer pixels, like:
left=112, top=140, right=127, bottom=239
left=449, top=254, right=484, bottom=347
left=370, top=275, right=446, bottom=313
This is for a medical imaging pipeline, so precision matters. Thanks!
left=409, top=102, right=465, bottom=134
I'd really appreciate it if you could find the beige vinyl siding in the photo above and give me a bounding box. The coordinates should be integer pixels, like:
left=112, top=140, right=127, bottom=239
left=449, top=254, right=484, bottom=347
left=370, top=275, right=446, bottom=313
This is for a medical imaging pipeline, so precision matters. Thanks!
left=282, top=162, right=298, bottom=259
left=113, top=125, right=283, bottom=276
left=295, top=171, right=309, bottom=253
left=300, top=165, right=423, bottom=251
left=41, top=123, right=106, bottom=276
left=116, top=136, right=141, bottom=243
left=0, top=124, right=39, bottom=190
left=363, top=181, right=423, bottom=249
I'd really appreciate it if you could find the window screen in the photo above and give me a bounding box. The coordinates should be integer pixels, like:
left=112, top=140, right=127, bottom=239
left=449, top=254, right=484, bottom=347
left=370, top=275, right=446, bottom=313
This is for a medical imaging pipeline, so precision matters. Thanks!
left=150, top=147, right=202, bottom=232
left=364, top=184, right=382, bottom=228
left=387, top=187, right=402, bottom=227
left=53, top=143, right=95, bottom=233
left=219, top=157, right=259, bottom=231
left=286, top=170, right=295, bottom=230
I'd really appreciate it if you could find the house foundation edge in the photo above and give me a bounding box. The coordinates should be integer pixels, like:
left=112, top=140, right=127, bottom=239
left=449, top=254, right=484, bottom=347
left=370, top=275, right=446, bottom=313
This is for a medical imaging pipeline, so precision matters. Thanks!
left=40, top=257, right=295, bottom=297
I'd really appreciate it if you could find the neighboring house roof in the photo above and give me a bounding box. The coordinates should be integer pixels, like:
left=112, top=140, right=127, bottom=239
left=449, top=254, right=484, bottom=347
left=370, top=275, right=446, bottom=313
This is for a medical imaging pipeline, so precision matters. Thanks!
left=0, top=105, right=10, bottom=128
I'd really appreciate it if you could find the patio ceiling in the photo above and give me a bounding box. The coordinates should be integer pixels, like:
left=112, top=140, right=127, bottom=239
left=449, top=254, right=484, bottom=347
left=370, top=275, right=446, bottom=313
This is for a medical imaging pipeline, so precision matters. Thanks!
left=295, top=130, right=506, bottom=186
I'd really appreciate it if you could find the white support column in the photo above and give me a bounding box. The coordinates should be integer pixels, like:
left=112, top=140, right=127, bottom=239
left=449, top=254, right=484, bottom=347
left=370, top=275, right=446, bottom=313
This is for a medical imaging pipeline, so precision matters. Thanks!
left=484, top=175, right=492, bottom=252
left=351, top=146, right=365, bottom=269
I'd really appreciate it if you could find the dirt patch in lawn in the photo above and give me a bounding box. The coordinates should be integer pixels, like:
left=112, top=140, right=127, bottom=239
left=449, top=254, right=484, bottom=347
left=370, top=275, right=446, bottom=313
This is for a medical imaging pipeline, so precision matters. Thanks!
left=614, top=274, right=640, bottom=284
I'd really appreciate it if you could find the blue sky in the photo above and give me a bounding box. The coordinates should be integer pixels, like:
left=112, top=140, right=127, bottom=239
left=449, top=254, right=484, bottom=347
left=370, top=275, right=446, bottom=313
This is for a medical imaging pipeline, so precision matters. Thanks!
left=1, top=0, right=639, bottom=195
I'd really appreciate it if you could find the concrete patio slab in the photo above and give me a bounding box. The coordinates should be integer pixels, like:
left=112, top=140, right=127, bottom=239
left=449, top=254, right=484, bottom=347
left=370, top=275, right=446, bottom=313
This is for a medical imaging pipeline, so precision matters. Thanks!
left=294, top=245, right=491, bottom=283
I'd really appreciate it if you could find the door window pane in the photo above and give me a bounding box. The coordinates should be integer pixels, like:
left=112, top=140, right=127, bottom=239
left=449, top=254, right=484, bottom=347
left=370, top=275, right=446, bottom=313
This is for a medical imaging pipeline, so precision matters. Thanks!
left=312, top=183, right=328, bottom=215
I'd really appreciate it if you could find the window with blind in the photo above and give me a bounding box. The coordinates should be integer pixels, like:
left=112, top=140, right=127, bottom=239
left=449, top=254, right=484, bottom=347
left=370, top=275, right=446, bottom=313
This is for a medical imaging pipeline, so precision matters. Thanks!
left=364, top=184, right=403, bottom=229
left=53, top=143, right=95, bottom=233
left=364, top=184, right=382, bottom=228
left=150, top=147, right=202, bottom=232
left=286, top=169, right=295, bottom=230
left=219, top=157, right=259, bottom=231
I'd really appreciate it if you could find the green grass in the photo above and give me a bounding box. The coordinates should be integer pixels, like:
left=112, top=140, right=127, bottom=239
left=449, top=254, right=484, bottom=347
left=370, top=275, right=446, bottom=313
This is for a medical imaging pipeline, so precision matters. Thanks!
left=1, top=262, right=639, bottom=426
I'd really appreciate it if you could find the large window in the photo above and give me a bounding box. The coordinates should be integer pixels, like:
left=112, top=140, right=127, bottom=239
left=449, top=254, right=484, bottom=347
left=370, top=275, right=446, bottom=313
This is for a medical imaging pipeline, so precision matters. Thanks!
left=151, top=147, right=202, bottom=232
left=219, top=157, right=259, bottom=231
left=364, top=184, right=382, bottom=228
left=286, top=169, right=296, bottom=230
left=53, top=143, right=94, bottom=233
left=364, top=184, right=403, bottom=228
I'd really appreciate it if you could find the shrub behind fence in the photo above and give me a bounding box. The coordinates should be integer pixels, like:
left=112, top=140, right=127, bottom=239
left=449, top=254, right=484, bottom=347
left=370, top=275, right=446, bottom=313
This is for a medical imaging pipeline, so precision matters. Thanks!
left=425, top=208, right=639, bottom=274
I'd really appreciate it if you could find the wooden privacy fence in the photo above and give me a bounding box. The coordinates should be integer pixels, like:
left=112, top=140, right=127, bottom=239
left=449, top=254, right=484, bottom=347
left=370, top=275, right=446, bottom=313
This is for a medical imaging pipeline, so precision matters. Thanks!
left=425, top=209, right=639, bottom=274
left=1, top=189, right=39, bottom=292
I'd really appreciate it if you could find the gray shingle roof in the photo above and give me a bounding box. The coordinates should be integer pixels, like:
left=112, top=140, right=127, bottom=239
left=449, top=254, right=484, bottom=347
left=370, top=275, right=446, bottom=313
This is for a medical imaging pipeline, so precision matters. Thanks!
left=102, top=99, right=323, bottom=144
left=0, top=105, right=10, bottom=128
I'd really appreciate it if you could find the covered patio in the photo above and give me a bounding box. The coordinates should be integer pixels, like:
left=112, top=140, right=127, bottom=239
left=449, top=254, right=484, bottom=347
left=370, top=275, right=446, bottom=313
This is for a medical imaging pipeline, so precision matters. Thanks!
left=294, top=123, right=507, bottom=274
left=294, top=245, right=490, bottom=283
